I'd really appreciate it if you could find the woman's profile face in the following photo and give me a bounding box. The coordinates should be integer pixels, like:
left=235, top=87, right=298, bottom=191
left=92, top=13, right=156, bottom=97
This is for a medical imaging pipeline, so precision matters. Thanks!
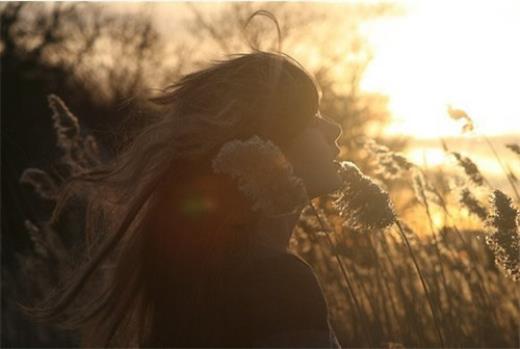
left=284, top=112, right=343, bottom=199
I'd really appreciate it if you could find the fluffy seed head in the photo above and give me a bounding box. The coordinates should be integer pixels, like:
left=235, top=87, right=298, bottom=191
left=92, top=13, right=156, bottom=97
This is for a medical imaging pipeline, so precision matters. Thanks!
left=212, top=135, right=308, bottom=216
left=452, top=152, right=485, bottom=186
left=364, top=139, right=415, bottom=180
left=460, top=188, right=488, bottom=222
left=447, top=105, right=474, bottom=133
left=48, top=94, right=81, bottom=152
left=506, top=143, right=520, bottom=157
left=333, top=161, right=396, bottom=230
left=20, top=168, right=59, bottom=200
left=485, top=190, right=520, bottom=281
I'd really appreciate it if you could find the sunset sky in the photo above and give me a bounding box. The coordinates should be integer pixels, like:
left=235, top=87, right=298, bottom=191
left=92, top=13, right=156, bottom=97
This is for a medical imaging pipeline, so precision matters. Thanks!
left=359, top=0, right=520, bottom=138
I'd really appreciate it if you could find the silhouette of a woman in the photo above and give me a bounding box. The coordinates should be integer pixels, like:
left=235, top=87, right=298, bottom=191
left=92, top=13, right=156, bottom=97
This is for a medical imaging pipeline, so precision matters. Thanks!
left=30, top=51, right=343, bottom=348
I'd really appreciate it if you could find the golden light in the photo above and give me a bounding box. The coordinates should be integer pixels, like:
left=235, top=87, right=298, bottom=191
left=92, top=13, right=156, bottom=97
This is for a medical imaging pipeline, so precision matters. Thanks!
left=360, top=0, right=520, bottom=138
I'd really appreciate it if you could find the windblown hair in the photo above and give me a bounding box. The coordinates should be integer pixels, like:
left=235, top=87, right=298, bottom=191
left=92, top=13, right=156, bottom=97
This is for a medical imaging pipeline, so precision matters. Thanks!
left=25, top=51, right=321, bottom=347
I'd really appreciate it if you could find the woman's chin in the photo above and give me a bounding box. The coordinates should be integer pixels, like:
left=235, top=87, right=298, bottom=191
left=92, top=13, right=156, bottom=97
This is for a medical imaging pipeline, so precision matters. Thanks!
left=326, top=170, right=343, bottom=192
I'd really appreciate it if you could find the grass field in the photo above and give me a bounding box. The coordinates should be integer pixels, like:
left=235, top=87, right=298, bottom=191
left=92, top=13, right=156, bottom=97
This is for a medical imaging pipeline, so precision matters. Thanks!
left=292, top=140, right=520, bottom=348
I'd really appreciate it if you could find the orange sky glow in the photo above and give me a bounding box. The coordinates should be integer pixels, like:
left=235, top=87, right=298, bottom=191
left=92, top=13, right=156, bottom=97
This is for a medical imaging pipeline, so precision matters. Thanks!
left=359, top=0, right=520, bottom=138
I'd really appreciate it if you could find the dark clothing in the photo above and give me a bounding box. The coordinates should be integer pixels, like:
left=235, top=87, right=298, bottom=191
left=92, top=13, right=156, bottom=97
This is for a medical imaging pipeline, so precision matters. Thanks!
left=146, top=247, right=341, bottom=348
left=212, top=248, right=341, bottom=348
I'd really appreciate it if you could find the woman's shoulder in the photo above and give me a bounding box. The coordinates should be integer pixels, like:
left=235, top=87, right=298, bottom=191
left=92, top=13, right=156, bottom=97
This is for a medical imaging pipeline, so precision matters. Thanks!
left=230, top=248, right=328, bottom=314
left=234, top=248, right=318, bottom=283
left=223, top=249, right=336, bottom=347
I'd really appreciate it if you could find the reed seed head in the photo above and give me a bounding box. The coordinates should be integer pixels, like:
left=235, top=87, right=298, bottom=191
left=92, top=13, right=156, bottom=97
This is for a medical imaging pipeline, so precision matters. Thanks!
left=20, top=168, right=59, bottom=200
left=447, top=105, right=474, bottom=133
left=48, top=94, right=81, bottom=151
left=506, top=143, right=520, bottom=157
left=486, top=190, right=520, bottom=281
left=364, top=139, right=415, bottom=180
left=333, top=161, right=396, bottom=230
left=451, top=152, right=485, bottom=186
left=460, top=188, right=488, bottom=222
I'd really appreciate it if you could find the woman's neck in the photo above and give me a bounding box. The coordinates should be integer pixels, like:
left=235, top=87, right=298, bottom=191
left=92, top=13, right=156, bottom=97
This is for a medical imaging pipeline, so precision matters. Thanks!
left=249, top=208, right=303, bottom=254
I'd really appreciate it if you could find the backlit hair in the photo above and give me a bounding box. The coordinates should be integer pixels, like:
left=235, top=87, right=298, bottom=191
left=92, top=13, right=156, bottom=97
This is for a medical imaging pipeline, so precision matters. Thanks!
left=25, top=51, right=321, bottom=347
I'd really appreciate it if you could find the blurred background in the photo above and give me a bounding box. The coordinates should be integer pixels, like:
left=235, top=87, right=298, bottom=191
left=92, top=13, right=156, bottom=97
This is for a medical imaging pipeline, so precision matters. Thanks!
left=2, top=1, right=519, bottom=347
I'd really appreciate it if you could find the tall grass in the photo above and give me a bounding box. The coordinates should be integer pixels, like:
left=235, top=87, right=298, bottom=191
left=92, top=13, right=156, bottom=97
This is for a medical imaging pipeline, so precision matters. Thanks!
left=293, top=138, right=519, bottom=348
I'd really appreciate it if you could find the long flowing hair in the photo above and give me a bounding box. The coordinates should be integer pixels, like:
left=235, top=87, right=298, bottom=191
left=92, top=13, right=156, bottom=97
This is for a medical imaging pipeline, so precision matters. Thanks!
left=24, top=51, right=321, bottom=347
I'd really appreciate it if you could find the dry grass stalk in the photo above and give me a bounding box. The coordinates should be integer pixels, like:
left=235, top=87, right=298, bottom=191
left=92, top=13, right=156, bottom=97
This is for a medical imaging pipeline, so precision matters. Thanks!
left=308, top=201, right=374, bottom=348
left=482, top=137, right=520, bottom=202
left=394, top=220, right=445, bottom=348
